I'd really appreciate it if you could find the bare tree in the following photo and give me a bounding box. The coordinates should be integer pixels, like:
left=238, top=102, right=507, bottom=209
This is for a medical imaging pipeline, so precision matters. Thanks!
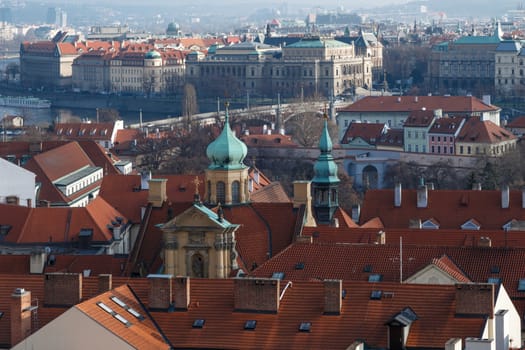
left=182, top=83, right=198, bottom=122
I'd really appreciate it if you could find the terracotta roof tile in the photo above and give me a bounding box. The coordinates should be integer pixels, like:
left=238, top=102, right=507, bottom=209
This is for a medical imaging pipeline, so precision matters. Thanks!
left=340, top=122, right=385, bottom=145
left=338, top=95, right=499, bottom=113
left=457, top=117, right=516, bottom=143
left=360, top=188, right=525, bottom=231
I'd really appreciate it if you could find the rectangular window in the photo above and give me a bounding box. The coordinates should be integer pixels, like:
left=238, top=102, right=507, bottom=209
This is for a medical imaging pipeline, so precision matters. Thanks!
left=460, top=146, right=464, bottom=154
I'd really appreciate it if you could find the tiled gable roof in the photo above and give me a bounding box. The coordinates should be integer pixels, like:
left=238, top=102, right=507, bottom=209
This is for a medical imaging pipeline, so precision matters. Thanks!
left=249, top=182, right=291, bottom=203
left=338, top=96, right=499, bottom=113
left=404, top=109, right=436, bottom=127
left=506, top=116, right=525, bottom=128
left=457, top=117, right=515, bottom=144
left=340, top=122, right=385, bottom=145
left=430, top=255, right=471, bottom=283
left=1, top=197, right=126, bottom=244
left=98, top=175, right=148, bottom=223
left=0, top=274, right=491, bottom=349
left=241, top=134, right=298, bottom=147
left=360, top=188, right=525, bottom=231
left=429, top=115, right=466, bottom=134
left=54, top=122, right=115, bottom=141
left=75, top=285, right=171, bottom=349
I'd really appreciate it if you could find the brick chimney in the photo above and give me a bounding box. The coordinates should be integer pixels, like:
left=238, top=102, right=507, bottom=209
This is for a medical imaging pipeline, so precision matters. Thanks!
left=455, top=283, right=494, bottom=317
left=148, top=274, right=173, bottom=310
left=501, top=185, right=510, bottom=209
left=44, top=273, right=82, bottom=307
left=234, top=278, right=280, bottom=313
left=148, top=178, right=167, bottom=208
left=394, top=182, right=402, bottom=207
left=10, top=288, right=32, bottom=347
left=173, top=276, right=190, bottom=310
left=323, top=279, right=342, bottom=315
left=98, top=274, right=112, bottom=293
left=293, top=181, right=316, bottom=227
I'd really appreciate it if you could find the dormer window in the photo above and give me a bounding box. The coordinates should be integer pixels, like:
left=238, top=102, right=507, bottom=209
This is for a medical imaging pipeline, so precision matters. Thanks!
left=461, top=219, right=481, bottom=230
left=421, top=218, right=439, bottom=230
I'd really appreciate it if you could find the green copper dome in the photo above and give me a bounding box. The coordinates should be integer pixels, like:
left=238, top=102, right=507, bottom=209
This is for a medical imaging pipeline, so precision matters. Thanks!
left=145, top=50, right=161, bottom=59
left=312, top=119, right=339, bottom=184
left=206, top=106, right=248, bottom=170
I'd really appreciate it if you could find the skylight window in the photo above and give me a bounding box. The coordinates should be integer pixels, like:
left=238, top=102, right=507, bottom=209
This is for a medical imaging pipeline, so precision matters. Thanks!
left=299, top=322, right=311, bottom=332
left=295, top=262, right=305, bottom=270
left=110, top=296, right=145, bottom=321
left=192, top=319, right=205, bottom=328
left=244, top=320, right=257, bottom=330
left=114, top=313, right=132, bottom=327
left=272, top=272, right=285, bottom=280
left=363, top=265, right=372, bottom=272
left=368, top=274, right=383, bottom=282
left=97, top=301, right=115, bottom=315
left=370, top=290, right=382, bottom=300
left=110, top=296, right=126, bottom=308
left=488, top=277, right=501, bottom=285
left=518, top=279, right=525, bottom=292
left=490, top=266, right=500, bottom=274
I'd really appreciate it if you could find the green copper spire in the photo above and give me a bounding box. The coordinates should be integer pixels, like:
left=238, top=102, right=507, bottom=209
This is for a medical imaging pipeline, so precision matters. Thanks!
left=206, top=103, right=248, bottom=170
left=312, top=115, right=339, bottom=225
left=312, top=118, right=339, bottom=184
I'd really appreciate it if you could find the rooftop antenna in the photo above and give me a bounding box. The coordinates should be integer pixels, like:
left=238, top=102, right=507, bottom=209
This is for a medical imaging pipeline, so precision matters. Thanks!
left=399, top=236, right=403, bottom=283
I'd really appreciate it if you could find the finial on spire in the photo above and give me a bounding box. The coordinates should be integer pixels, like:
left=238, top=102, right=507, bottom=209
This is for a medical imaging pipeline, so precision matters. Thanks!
left=224, top=101, right=230, bottom=124
left=323, top=103, right=328, bottom=119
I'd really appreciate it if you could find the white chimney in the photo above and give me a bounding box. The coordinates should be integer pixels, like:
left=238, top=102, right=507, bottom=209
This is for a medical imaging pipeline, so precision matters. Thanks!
left=502, top=185, right=510, bottom=209
left=141, top=171, right=152, bottom=190
left=394, top=183, right=402, bottom=207
left=495, top=309, right=510, bottom=350
left=445, top=338, right=462, bottom=350
left=417, top=185, right=428, bottom=208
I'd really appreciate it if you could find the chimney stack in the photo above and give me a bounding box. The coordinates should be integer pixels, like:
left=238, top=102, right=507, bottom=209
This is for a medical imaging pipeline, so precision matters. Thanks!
left=293, top=181, right=316, bottom=227
left=173, top=276, right=190, bottom=310
left=141, top=171, right=151, bottom=190
left=44, top=273, right=82, bottom=307
left=148, top=274, right=173, bottom=310
left=351, top=204, right=360, bottom=223
left=10, top=288, right=32, bottom=347
left=234, top=278, right=280, bottom=313
left=501, top=185, right=510, bottom=209
left=30, top=249, right=47, bottom=274
left=394, top=182, right=402, bottom=207
left=472, top=183, right=482, bottom=191
left=323, top=279, right=342, bottom=315
left=98, top=274, right=112, bottom=293
left=479, top=236, right=492, bottom=248
left=148, top=178, right=168, bottom=208
left=376, top=230, right=386, bottom=244
left=445, top=338, right=462, bottom=350
left=455, top=283, right=494, bottom=317
left=417, top=184, right=428, bottom=208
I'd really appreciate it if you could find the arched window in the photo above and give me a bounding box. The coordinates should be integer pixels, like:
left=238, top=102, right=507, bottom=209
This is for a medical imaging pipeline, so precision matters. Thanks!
left=232, top=181, right=240, bottom=204
left=216, top=181, right=225, bottom=204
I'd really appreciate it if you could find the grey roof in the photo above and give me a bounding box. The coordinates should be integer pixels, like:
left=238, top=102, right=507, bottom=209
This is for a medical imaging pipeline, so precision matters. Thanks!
left=54, top=166, right=101, bottom=187
left=496, top=41, right=522, bottom=52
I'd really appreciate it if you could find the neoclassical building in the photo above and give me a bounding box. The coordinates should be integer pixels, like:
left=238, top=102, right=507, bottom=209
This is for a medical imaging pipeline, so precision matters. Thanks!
left=186, top=36, right=373, bottom=99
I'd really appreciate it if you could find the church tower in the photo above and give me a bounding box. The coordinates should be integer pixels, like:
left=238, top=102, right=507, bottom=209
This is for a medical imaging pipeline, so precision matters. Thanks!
left=205, top=103, right=250, bottom=205
left=311, top=115, right=340, bottom=225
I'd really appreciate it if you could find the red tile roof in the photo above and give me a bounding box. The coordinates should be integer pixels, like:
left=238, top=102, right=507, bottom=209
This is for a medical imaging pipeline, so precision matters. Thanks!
left=75, top=285, right=171, bottom=349
left=0, top=274, right=491, bottom=349
left=338, top=96, right=499, bottom=113
left=457, top=117, right=516, bottom=144
left=507, top=116, right=525, bottom=128
left=404, top=109, right=436, bottom=127
left=340, top=122, right=386, bottom=145
left=360, top=188, right=525, bottom=231
left=241, top=134, right=298, bottom=147
left=429, top=116, right=466, bottom=134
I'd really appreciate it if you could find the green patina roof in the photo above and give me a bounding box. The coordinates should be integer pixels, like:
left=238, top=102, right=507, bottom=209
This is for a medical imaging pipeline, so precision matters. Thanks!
left=312, top=119, right=339, bottom=184
left=454, top=35, right=501, bottom=45
left=194, top=203, right=236, bottom=229
left=206, top=106, right=248, bottom=170
left=287, top=37, right=351, bottom=49
left=145, top=50, right=161, bottom=59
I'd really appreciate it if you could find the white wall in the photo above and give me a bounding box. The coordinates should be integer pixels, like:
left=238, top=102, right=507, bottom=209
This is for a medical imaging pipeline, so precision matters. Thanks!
left=12, top=307, right=134, bottom=350
left=0, top=158, right=36, bottom=207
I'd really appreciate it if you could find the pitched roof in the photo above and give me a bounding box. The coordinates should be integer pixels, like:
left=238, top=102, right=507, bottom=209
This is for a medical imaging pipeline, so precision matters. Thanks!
left=249, top=182, right=291, bottom=203
left=54, top=122, right=116, bottom=141
left=74, top=285, right=171, bottom=349
left=0, top=275, right=487, bottom=349
left=340, top=122, right=386, bottom=145
left=360, top=188, right=525, bottom=231
left=429, top=115, right=466, bottom=134
left=338, top=96, right=499, bottom=114
left=457, top=117, right=516, bottom=144
left=506, top=116, right=525, bottom=128
left=404, top=109, right=436, bottom=127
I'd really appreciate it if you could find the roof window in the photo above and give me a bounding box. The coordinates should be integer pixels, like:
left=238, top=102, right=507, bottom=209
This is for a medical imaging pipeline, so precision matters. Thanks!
left=244, top=320, right=257, bottom=330
left=488, top=277, right=501, bottom=285
left=518, top=279, right=525, bottom=292
left=299, top=322, right=311, bottom=332
left=192, top=319, right=205, bottom=328
left=295, top=262, right=305, bottom=270
left=370, top=290, right=382, bottom=300
left=368, top=274, right=383, bottom=282
left=272, top=272, right=285, bottom=280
